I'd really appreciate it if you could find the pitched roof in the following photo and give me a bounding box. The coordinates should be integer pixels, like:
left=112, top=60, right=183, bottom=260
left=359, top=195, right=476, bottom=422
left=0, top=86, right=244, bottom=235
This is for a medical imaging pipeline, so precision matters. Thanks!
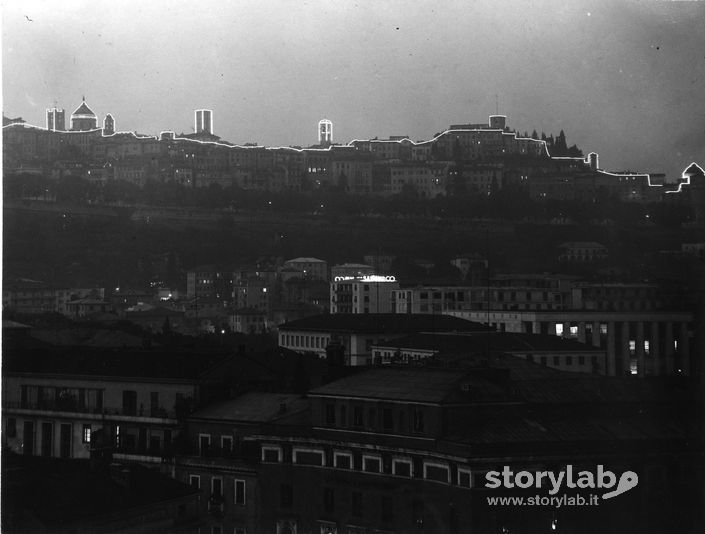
left=310, top=367, right=479, bottom=403
left=374, top=332, right=604, bottom=354
left=3, top=346, right=230, bottom=381
left=72, top=100, right=96, bottom=117
left=190, top=392, right=309, bottom=422
left=279, top=313, right=487, bottom=334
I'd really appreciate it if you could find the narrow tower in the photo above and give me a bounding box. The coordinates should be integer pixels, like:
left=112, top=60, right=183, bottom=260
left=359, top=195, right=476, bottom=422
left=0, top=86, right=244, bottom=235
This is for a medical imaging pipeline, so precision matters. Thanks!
left=318, top=119, right=333, bottom=146
left=195, top=109, right=213, bottom=135
left=103, top=114, right=115, bottom=136
left=46, top=108, right=66, bottom=131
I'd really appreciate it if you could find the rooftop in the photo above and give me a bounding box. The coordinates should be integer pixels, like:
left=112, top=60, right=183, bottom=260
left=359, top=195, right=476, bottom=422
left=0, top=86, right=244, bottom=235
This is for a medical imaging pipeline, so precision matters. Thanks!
left=279, top=313, right=487, bottom=334
left=190, top=392, right=309, bottom=422
left=373, top=332, right=604, bottom=355
left=2, top=454, right=197, bottom=530
left=3, top=346, right=230, bottom=381
left=72, top=100, right=96, bottom=117
left=309, top=367, right=476, bottom=403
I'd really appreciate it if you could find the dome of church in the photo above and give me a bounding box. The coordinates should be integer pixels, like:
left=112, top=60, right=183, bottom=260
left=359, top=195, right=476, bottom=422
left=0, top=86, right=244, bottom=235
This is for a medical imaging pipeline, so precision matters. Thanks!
left=72, top=99, right=96, bottom=118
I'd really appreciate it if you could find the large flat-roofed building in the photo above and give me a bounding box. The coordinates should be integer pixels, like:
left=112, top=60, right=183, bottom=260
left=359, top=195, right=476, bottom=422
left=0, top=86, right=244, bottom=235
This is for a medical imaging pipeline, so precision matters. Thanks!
left=278, top=313, right=486, bottom=365
left=445, top=309, right=694, bottom=377
left=371, top=331, right=607, bottom=374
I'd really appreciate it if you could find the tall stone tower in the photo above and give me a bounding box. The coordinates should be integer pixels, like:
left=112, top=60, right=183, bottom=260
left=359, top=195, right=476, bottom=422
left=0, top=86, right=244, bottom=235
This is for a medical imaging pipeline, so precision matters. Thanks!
left=195, top=109, right=213, bottom=135
left=46, top=108, right=65, bottom=131
left=103, top=114, right=115, bottom=135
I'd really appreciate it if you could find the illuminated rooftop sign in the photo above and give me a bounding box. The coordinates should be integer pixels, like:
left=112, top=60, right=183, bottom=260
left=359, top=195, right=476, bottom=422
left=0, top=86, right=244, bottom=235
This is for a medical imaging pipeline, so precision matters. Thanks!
left=334, top=275, right=397, bottom=282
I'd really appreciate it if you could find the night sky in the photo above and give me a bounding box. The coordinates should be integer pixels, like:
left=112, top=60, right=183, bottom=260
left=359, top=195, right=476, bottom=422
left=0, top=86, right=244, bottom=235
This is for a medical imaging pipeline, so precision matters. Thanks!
left=3, top=0, right=704, bottom=179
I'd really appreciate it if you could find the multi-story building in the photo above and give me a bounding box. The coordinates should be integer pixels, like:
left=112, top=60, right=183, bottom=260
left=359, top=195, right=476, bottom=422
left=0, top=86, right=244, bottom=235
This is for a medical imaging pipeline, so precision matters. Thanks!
left=186, top=266, right=235, bottom=301
left=278, top=313, right=485, bottom=365
left=330, top=263, right=375, bottom=280
left=371, top=331, right=607, bottom=374
left=2, top=346, right=235, bottom=463
left=330, top=275, right=400, bottom=314
left=235, top=365, right=698, bottom=533
left=282, top=257, right=328, bottom=281
left=173, top=392, right=310, bottom=534
left=446, top=308, right=694, bottom=377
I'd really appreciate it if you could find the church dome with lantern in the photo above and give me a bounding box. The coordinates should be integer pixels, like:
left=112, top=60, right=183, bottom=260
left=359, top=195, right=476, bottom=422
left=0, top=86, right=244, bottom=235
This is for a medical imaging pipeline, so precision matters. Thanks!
left=70, top=97, right=98, bottom=131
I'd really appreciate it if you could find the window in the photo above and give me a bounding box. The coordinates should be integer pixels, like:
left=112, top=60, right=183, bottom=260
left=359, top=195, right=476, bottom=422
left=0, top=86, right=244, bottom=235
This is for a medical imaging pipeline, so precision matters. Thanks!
left=367, top=408, right=376, bottom=429
left=412, top=408, right=425, bottom=433
left=280, top=483, right=293, bottom=507
left=334, top=451, right=352, bottom=469
left=458, top=468, right=472, bottom=488
left=189, top=475, right=200, bottom=489
left=323, top=487, right=335, bottom=512
left=566, top=356, right=573, bottom=366
left=325, top=403, right=336, bottom=426
left=199, top=434, right=211, bottom=455
left=150, top=392, right=159, bottom=416
left=578, top=356, right=585, bottom=365
left=555, top=323, right=564, bottom=336
left=262, top=445, right=283, bottom=463
left=6, top=418, right=17, bottom=438
left=293, top=448, right=325, bottom=466
left=234, top=529, right=247, bottom=534
left=362, top=455, right=382, bottom=473
left=351, top=491, right=363, bottom=517
left=221, top=435, right=233, bottom=453
left=424, top=461, right=450, bottom=483
left=211, top=477, right=223, bottom=499
left=339, top=405, right=347, bottom=426
left=122, top=390, right=137, bottom=416
left=234, top=479, right=246, bottom=505
left=211, top=527, right=222, bottom=534
left=82, top=424, right=91, bottom=443
left=393, top=458, right=412, bottom=477
left=553, top=356, right=560, bottom=366
left=382, top=408, right=393, bottom=430
left=353, top=406, right=363, bottom=427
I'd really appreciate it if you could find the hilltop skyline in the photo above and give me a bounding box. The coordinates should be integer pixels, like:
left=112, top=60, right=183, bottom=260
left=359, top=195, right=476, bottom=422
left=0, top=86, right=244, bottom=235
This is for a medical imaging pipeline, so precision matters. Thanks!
left=3, top=0, right=705, bottom=179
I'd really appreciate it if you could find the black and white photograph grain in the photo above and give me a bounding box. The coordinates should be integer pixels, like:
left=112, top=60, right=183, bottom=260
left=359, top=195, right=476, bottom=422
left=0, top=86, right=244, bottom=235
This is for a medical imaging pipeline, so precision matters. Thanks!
left=2, top=0, right=705, bottom=532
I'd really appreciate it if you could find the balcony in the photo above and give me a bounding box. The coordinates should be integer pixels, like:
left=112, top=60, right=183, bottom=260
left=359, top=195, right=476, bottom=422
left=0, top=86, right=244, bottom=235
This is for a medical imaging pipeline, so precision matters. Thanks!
left=4, top=401, right=178, bottom=422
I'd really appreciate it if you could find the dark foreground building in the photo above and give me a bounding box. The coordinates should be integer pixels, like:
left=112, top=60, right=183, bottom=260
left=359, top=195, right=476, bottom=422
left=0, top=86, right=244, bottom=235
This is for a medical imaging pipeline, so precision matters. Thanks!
left=172, top=364, right=701, bottom=534
left=1, top=453, right=200, bottom=533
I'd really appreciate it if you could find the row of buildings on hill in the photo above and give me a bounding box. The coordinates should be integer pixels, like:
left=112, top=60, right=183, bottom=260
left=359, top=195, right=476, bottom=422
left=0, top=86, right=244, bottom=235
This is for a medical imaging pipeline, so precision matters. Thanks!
left=5, top=101, right=703, bottom=207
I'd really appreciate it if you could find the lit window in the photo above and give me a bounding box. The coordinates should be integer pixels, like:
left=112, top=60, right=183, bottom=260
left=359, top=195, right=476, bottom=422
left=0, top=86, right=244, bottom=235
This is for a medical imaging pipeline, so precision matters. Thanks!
left=555, top=323, right=564, bottom=336
left=630, top=360, right=638, bottom=375
left=644, top=340, right=650, bottom=355
left=629, top=340, right=636, bottom=355
left=82, top=424, right=91, bottom=444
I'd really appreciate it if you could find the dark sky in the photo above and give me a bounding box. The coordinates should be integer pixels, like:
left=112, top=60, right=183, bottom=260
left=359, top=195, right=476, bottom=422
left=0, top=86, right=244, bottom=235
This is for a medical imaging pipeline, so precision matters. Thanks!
left=3, top=0, right=704, bottom=179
